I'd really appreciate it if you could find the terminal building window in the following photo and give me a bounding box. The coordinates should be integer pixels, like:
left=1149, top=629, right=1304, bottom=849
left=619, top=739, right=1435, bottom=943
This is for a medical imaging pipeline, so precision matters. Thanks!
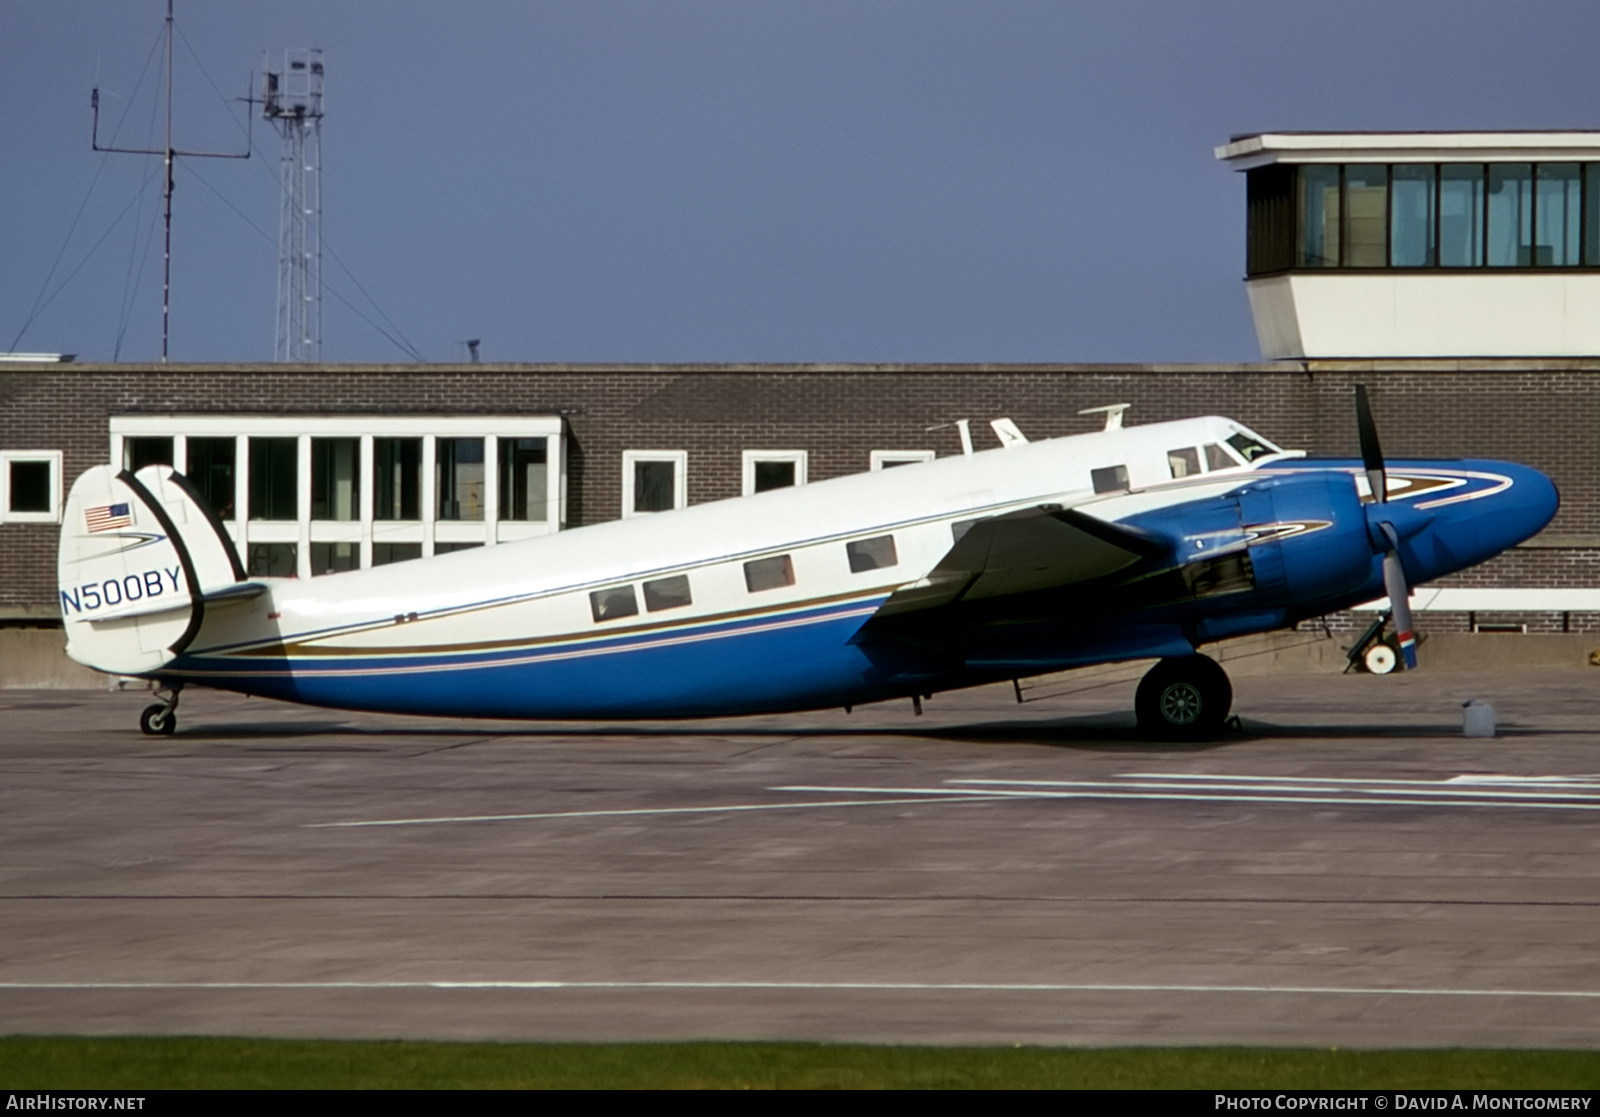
left=622, top=451, right=687, bottom=517
left=373, top=438, right=422, bottom=521
left=741, top=450, right=807, bottom=496
left=436, top=438, right=485, bottom=521
left=1247, top=162, right=1600, bottom=275
left=109, top=416, right=565, bottom=579
left=0, top=450, right=64, bottom=525
left=498, top=438, right=549, bottom=522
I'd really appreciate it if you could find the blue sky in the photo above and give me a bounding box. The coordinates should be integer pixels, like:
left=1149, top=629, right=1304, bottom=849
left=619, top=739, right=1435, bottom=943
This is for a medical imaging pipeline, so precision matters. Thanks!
left=6, top=1, right=1600, bottom=364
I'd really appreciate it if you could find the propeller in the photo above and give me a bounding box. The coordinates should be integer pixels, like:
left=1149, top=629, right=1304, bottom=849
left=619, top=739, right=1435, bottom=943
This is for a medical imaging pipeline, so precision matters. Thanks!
left=1355, top=385, right=1418, bottom=670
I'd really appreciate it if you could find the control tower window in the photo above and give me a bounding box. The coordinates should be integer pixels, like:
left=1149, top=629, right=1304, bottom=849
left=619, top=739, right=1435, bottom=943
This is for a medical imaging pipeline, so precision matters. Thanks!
left=1488, top=164, right=1534, bottom=267
left=1296, top=165, right=1341, bottom=267
left=1344, top=165, right=1388, bottom=267
left=1536, top=164, right=1581, bottom=267
left=1391, top=165, right=1437, bottom=267
left=1247, top=161, right=1600, bottom=275
left=1440, top=164, right=1486, bottom=267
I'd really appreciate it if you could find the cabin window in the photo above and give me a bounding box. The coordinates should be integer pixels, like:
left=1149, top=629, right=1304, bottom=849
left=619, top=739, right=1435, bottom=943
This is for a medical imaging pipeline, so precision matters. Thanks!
left=742, top=450, right=807, bottom=495
left=248, top=437, right=298, bottom=521
left=846, top=535, right=898, bottom=573
left=0, top=450, right=63, bottom=524
left=123, top=437, right=173, bottom=473
left=1204, top=443, right=1237, bottom=471
left=951, top=518, right=983, bottom=543
left=248, top=541, right=297, bottom=577
left=311, top=438, right=360, bottom=521
left=623, top=451, right=687, bottom=516
left=374, top=438, right=422, bottom=520
left=1167, top=448, right=1201, bottom=479
left=643, top=574, right=693, bottom=612
left=744, top=554, right=795, bottom=593
left=590, top=584, right=640, bottom=622
left=498, top=438, right=549, bottom=522
left=870, top=450, right=935, bottom=470
left=436, top=438, right=486, bottom=521
left=1091, top=465, right=1129, bottom=494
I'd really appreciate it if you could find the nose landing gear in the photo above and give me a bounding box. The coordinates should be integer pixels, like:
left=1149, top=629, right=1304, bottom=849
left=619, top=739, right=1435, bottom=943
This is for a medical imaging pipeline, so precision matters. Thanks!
left=138, top=683, right=183, bottom=736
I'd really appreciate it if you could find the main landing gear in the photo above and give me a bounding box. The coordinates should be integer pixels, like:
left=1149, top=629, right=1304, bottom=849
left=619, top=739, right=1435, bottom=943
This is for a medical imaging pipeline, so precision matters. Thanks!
left=139, top=683, right=183, bottom=737
left=1135, top=654, right=1232, bottom=740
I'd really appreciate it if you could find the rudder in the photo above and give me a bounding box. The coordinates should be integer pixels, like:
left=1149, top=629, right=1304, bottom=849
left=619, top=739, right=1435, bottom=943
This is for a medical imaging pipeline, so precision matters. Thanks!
left=57, top=465, right=248, bottom=676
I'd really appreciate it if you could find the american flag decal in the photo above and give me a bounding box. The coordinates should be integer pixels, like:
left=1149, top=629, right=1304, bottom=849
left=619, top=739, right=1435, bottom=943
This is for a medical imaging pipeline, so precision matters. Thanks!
left=85, top=503, right=133, bottom=533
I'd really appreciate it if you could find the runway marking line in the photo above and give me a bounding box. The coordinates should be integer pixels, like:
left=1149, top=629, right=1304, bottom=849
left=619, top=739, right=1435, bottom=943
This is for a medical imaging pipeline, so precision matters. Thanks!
left=3, top=980, right=1600, bottom=999
left=307, top=795, right=1005, bottom=828
left=311, top=772, right=1600, bottom=829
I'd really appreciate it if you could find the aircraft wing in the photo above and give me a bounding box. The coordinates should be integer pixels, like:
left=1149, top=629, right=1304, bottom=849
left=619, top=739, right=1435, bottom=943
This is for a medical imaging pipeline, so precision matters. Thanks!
left=870, top=505, right=1168, bottom=621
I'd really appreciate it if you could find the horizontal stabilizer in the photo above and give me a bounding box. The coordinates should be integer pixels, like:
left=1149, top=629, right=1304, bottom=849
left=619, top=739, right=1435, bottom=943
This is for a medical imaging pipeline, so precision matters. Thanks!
left=58, top=465, right=251, bottom=676
left=871, top=505, right=1167, bottom=621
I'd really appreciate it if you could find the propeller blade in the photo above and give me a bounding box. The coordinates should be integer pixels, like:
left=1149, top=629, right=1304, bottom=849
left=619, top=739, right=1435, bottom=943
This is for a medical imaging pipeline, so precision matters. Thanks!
left=1355, top=385, right=1388, bottom=503
left=1378, top=521, right=1418, bottom=671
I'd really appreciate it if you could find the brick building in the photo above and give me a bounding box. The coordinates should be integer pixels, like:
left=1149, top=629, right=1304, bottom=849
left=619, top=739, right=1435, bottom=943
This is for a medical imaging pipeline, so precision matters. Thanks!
left=1, top=358, right=1597, bottom=685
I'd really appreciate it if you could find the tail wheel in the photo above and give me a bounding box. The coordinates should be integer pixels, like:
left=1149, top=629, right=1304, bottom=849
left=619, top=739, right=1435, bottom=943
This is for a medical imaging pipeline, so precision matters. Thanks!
left=139, top=703, right=176, bottom=736
left=1135, top=655, right=1232, bottom=739
left=1363, top=643, right=1398, bottom=675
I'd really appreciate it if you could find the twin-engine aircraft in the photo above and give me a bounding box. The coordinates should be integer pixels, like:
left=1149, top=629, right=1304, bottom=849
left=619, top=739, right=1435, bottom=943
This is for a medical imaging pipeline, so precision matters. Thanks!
left=56, top=391, right=1556, bottom=738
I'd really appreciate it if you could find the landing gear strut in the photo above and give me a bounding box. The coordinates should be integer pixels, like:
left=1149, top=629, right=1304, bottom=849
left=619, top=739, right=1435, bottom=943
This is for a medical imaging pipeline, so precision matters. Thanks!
left=139, top=683, right=183, bottom=736
left=1135, top=655, right=1232, bottom=739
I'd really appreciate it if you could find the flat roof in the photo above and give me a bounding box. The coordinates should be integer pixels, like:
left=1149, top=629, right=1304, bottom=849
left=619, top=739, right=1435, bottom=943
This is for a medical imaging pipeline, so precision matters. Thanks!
left=1217, top=131, right=1600, bottom=170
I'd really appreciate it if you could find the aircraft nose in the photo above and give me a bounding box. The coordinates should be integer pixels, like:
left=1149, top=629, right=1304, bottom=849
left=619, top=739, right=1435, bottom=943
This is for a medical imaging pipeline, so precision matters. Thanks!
left=1485, top=461, right=1560, bottom=548
left=1426, top=461, right=1559, bottom=570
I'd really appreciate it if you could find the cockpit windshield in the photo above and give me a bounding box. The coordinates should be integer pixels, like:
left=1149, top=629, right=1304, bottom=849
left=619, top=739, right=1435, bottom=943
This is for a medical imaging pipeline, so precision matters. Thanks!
left=1226, top=427, right=1281, bottom=463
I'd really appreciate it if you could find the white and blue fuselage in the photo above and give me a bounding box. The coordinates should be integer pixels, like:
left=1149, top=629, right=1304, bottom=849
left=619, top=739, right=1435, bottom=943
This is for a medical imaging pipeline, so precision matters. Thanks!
left=57, top=414, right=1558, bottom=722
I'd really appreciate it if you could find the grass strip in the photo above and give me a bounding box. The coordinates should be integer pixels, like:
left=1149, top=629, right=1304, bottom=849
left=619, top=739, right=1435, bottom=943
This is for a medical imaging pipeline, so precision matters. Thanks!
left=2, top=1038, right=1599, bottom=1090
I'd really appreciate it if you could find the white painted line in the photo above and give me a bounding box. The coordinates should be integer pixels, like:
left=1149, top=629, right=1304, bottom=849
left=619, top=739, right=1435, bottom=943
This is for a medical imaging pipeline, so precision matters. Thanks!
left=950, top=777, right=1600, bottom=802
left=308, top=795, right=1004, bottom=828
left=775, top=784, right=1600, bottom=812
left=3, top=980, right=1598, bottom=998
left=1123, top=772, right=1600, bottom=789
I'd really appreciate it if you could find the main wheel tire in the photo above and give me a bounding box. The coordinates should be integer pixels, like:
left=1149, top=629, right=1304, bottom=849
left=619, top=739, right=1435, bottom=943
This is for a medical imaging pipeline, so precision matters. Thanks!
left=1363, top=643, right=1398, bottom=675
left=139, top=703, right=176, bottom=736
left=1135, top=655, right=1232, bottom=739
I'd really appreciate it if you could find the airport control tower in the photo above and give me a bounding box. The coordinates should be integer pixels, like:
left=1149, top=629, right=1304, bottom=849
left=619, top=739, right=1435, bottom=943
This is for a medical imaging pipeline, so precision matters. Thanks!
left=1218, top=132, right=1600, bottom=358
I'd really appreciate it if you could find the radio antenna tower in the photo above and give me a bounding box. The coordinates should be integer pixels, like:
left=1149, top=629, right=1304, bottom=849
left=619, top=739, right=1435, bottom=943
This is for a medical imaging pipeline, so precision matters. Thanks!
left=261, top=48, right=324, bottom=362
left=91, top=0, right=251, bottom=362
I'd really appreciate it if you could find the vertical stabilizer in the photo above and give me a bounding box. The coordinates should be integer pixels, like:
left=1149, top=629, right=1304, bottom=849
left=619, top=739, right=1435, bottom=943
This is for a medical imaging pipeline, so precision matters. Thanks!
left=57, top=465, right=246, bottom=676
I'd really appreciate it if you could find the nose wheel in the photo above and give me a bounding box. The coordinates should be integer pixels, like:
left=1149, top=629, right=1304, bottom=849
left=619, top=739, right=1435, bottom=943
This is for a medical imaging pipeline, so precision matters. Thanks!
left=1136, top=655, right=1232, bottom=739
left=138, top=684, right=182, bottom=736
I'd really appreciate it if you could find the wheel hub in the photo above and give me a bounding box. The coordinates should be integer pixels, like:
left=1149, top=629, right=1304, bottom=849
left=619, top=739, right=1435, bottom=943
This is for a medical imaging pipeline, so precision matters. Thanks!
left=1160, top=682, right=1204, bottom=725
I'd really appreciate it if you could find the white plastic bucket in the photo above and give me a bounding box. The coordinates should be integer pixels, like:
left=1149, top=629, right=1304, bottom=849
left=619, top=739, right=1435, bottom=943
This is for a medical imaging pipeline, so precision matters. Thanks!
left=1462, top=700, right=1496, bottom=738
